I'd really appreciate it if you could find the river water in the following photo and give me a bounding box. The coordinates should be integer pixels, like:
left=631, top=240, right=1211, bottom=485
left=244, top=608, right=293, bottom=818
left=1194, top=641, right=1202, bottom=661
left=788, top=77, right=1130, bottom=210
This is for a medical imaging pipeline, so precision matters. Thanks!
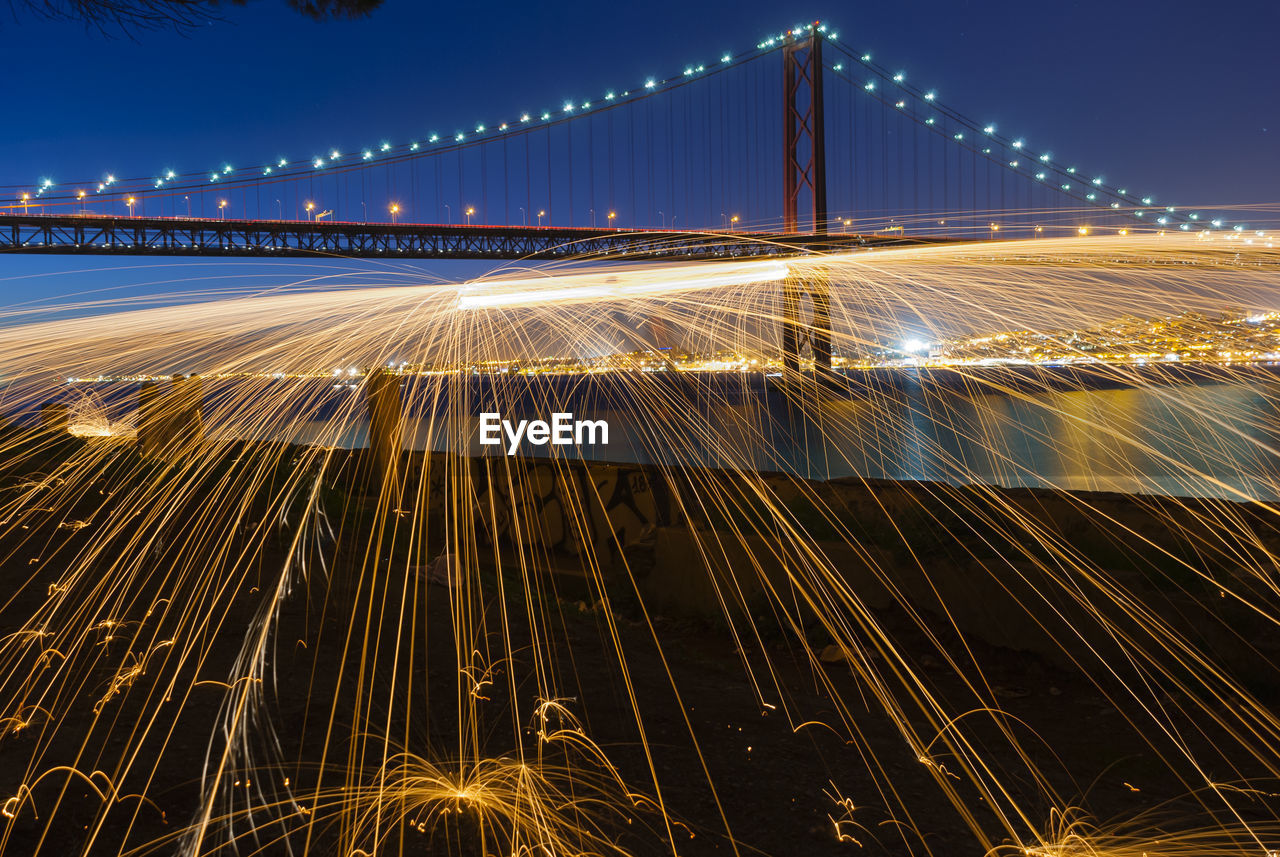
left=265, top=366, right=1280, bottom=502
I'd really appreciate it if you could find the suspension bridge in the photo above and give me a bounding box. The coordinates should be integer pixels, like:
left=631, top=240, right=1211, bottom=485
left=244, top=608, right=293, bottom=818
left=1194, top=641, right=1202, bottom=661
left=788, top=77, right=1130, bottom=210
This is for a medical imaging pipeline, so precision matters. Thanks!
left=0, top=21, right=1235, bottom=368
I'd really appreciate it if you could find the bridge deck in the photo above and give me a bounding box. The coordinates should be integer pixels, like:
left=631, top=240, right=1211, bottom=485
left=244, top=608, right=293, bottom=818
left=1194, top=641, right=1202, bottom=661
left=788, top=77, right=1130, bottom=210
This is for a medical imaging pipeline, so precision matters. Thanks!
left=0, top=214, right=953, bottom=261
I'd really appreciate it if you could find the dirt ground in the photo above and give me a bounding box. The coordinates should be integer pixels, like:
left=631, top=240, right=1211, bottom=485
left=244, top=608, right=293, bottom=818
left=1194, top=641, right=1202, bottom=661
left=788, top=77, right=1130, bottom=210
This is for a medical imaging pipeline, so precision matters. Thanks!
left=1, top=437, right=1277, bottom=856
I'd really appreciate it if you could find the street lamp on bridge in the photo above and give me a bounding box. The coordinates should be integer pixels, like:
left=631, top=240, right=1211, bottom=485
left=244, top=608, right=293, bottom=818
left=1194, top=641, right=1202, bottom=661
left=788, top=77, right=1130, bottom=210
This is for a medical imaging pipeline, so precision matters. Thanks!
left=305, top=201, right=315, bottom=221
left=537, top=210, right=545, bottom=227
left=127, top=196, right=137, bottom=217
left=607, top=211, right=616, bottom=227
left=465, top=206, right=475, bottom=225
left=217, top=199, right=227, bottom=220
left=389, top=203, right=400, bottom=223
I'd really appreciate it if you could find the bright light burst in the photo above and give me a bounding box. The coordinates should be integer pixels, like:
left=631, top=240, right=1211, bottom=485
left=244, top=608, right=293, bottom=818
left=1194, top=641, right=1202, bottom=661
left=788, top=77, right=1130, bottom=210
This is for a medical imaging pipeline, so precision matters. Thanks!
left=0, top=233, right=1279, bottom=856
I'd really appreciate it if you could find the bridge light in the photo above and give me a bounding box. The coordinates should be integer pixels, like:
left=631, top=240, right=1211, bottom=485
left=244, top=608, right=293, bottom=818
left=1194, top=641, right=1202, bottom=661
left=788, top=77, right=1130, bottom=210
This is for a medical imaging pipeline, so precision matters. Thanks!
left=429, top=134, right=440, bottom=142
left=1011, top=139, right=1023, bottom=148
left=893, top=72, right=904, bottom=82
left=223, top=165, right=232, bottom=174
left=954, top=133, right=964, bottom=140
left=563, top=101, right=574, bottom=112
left=278, top=159, right=288, bottom=167
left=1111, top=202, right=1120, bottom=208
left=1039, top=153, right=1050, bottom=162
left=1156, top=216, right=1169, bottom=225
left=1008, top=160, right=1019, bottom=168
left=312, top=158, right=323, bottom=168
left=1077, top=227, right=1089, bottom=235
left=520, top=113, right=530, bottom=122
left=1141, top=197, right=1153, bottom=205
left=1061, top=184, right=1070, bottom=190
left=721, top=53, right=731, bottom=63
left=1118, top=228, right=1127, bottom=236
left=1092, top=177, right=1103, bottom=185
left=605, top=91, right=615, bottom=100
left=983, top=125, right=995, bottom=134
left=380, top=142, right=390, bottom=151
left=166, top=170, right=176, bottom=179
left=832, top=63, right=843, bottom=71
left=864, top=81, right=875, bottom=91
left=410, top=142, right=419, bottom=150
left=860, top=53, right=871, bottom=61
left=895, top=100, right=905, bottom=109
left=645, top=78, right=656, bottom=89
left=923, top=90, right=936, bottom=101
left=1035, top=172, right=1046, bottom=180
left=475, top=125, right=485, bottom=132
left=106, top=174, right=115, bottom=184
left=1211, top=219, right=1222, bottom=227
left=454, top=133, right=464, bottom=141
left=1086, top=193, right=1096, bottom=200
left=1066, top=167, right=1076, bottom=173
left=925, top=117, right=935, bottom=124
left=683, top=67, right=694, bottom=76
left=330, top=149, right=340, bottom=159
left=362, top=150, right=373, bottom=159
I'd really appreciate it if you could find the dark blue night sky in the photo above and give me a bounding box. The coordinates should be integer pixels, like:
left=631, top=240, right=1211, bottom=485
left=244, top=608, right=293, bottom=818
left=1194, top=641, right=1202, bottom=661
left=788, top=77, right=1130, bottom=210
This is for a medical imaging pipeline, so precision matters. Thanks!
left=2, top=0, right=1277, bottom=310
